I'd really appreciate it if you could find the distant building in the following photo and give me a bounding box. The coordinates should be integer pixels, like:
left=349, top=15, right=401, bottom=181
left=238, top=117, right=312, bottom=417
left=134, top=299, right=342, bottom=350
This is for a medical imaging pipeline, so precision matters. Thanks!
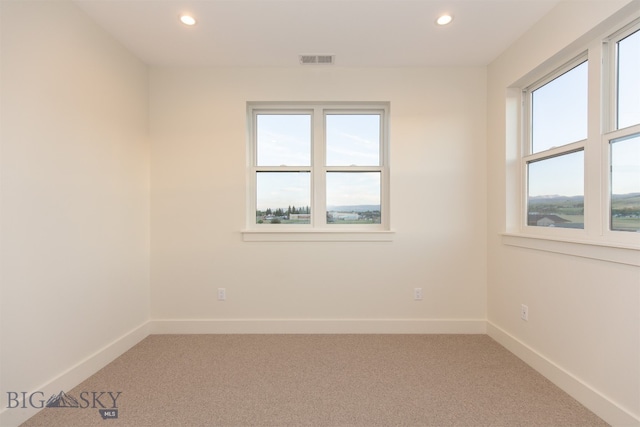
left=329, top=212, right=360, bottom=221
left=527, top=214, right=570, bottom=227
left=289, top=214, right=311, bottom=220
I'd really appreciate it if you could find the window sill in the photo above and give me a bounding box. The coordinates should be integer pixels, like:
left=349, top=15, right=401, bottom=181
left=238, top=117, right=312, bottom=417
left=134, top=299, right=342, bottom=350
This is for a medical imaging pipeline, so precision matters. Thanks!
left=501, top=232, right=640, bottom=266
left=242, top=229, right=396, bottom=242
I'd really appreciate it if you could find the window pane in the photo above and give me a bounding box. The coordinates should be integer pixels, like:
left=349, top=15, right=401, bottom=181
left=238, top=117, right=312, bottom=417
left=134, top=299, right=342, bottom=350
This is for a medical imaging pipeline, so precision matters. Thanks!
left=527, top=151, right=584, bottom=229
left=617, top=29, right=640, bottom=129
left=611, top=134, right=640, bottom=232
left=257, top=114, right=311, bottom=166
left=531, top=61, right=588, bottom=153
left=326, top=172, right=380, bottom=224
left=256, top=172, right=310, bottom=224
left=326, top=114, right=380, bottom=166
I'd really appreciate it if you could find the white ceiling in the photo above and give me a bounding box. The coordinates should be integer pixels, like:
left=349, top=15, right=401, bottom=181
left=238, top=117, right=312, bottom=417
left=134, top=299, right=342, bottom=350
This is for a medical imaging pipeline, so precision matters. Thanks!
left=74, top=0, right=562, bottom=67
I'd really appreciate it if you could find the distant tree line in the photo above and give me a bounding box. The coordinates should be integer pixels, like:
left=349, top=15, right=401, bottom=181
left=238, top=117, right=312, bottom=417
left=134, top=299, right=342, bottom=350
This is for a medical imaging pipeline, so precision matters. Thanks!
left=257, top=205, right=311, bottom=218
left=612, top=207, right=640, bottom=217
left=528, top=202, right=584, bottom=215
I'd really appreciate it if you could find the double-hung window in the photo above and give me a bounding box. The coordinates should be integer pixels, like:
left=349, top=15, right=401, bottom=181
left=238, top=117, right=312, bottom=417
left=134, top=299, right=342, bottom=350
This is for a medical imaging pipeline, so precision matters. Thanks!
left=524, top=58, right=588, bottom=231
left=605, top=23, right=640, bottom=234
left=244, top=102, right=391, bottom=241
left=509, top=15, right=640, bottom=259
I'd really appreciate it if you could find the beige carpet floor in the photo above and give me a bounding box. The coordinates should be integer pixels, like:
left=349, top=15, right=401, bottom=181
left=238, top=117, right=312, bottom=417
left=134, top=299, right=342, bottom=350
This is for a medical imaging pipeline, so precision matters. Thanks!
left=20, top=334, right=607, bottom=426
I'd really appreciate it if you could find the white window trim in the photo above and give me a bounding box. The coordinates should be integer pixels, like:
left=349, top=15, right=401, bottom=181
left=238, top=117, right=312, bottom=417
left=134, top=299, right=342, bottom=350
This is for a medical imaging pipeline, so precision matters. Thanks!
left=242, top=229, right=395, bottom=242
left=504, top=14, right=640, bottom=264
left=242, top=102, right=394, bottom=242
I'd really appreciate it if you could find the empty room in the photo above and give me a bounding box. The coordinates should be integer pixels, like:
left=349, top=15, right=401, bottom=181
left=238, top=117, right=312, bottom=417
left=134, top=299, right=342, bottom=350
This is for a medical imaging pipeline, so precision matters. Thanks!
left=1, top=0, right=639, bottom=426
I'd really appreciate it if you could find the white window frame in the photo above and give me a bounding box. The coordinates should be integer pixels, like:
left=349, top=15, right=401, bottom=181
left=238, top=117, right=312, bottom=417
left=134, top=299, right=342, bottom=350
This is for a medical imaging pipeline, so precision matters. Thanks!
left=242, top=102, right=393, bottom=242
left=503, top=14, right=640, bottom=265
left=521, top=54, right=589, bottom=239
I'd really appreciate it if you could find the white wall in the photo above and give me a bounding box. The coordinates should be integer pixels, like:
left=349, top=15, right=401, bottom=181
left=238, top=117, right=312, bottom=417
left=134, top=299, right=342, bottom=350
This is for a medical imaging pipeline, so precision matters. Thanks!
left=0, top=1, right=150, bottom=424
left=150, top=67, right=487, bottom=332
left=7, top=0, right=637, bottom=425
left=487, top=1, right=640, bottom=425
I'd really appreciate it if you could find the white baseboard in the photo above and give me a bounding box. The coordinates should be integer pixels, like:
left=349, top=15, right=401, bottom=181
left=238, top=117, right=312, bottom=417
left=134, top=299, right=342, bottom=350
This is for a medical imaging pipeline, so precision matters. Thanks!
left=487, top=321, right=640, bottom=427
left=0, top=322, right=150, bottom=427
left=150, top=318, right=487, bottom=334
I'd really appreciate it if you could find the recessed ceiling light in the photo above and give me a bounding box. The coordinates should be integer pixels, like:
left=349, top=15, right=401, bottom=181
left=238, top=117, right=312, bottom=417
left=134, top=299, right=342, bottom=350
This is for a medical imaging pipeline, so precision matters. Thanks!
left=436, top=14, right=453, bottom=26
left=180, top=15, right=197, bottom=26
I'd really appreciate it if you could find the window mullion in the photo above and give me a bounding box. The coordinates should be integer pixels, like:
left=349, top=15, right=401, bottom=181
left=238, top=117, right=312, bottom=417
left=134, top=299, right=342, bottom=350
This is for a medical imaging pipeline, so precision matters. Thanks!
left=602, top=39, right=617, bottom=134
left=312, top=107, right=326, bottom=227
left=585, top=41, right=604, bottom=238
left=523, top=89, right=533, bottom=157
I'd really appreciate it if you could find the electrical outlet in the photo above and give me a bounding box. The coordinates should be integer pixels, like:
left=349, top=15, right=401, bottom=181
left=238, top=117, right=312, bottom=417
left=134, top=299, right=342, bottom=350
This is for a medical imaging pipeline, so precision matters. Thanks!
left=218, top=288, right=226, bottom=301
left=414, top=288, right=423, bottom=301
left=521, top=304, right=528, bottom=321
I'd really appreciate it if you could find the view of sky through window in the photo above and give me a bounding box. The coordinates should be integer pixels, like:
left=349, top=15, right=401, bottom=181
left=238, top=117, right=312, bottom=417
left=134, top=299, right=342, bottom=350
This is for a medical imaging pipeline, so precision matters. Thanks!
left=326, top=172, right=381, bottom=206
left=256, top=172, right=310, bottom=221
left=617, top=29, right=640, bottom=129
left=531, top=61, right=588, bottom=154
left=256, top=114, right=310, bottom=166
left=527, top=151, right=585, bottom=229
left=611, top=135, right=640, bottom=195
left=528, top=151, right=585, bottom=198
left=326, top=114, right=380, bottom=166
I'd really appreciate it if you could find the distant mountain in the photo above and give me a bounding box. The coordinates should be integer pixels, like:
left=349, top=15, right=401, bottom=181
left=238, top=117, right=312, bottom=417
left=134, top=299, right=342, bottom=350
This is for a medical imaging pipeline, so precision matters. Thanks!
left=529, top=194, right=564, bottom=200
left=529, top=193, right=639, bottom=204
left=529, top=193, right=640, bottom=215
left=529, top=193, right=640, bottom=200
left=612, top=193, right=640, bottom=201
left=529, top=195, right=583, bottom=204
left=611, top=193, right=640, bottom=211
left=327, top=205, right=380, bottom=212
left=46, top=391, right=79, bottom=408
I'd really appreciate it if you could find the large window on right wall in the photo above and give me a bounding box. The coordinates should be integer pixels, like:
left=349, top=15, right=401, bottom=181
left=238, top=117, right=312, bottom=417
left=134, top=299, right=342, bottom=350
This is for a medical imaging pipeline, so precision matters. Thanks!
left=519, top=17, right=640, bottom=244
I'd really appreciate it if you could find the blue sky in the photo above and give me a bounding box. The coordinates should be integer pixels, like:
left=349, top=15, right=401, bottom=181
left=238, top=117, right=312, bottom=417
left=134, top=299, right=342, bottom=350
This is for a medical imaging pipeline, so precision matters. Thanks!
left=256, top=113, right=381, bottom=211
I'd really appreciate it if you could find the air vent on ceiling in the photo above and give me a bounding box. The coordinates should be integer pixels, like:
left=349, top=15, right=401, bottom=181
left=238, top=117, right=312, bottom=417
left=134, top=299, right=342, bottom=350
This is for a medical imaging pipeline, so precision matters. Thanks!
left=299, top=55, right=335, bottom=65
